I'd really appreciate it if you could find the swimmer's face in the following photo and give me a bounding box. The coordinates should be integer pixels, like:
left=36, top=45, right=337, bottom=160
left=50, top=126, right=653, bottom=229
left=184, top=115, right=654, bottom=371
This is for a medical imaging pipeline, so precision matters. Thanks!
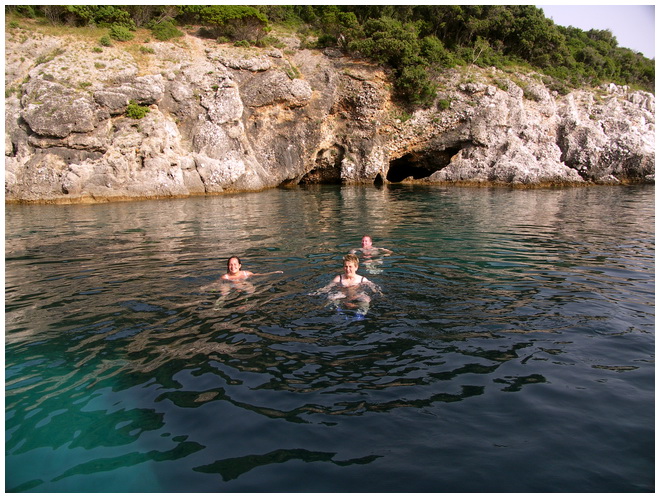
left=227, top=258, right=241, bottom=274
left=361, top=236, right=373, bottom=249
left=344, top=260, right=358, bottom=276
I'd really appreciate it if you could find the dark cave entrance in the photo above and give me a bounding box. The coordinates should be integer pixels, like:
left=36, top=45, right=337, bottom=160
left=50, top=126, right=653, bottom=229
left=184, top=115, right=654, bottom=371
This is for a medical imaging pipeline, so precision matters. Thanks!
left=299, top=144, right=345, bottom=184
left=386, top=146, right=462, bottom=183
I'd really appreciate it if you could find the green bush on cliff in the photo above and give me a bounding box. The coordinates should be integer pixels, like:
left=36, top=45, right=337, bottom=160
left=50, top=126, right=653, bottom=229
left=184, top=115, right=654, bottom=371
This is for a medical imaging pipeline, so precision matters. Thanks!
left=109, top=24, right=134, bottom=42
left=310, top=5, right=653, bottom=94
left=395, top=65, right=438, bottom=107
left=346, top=17, right=440, bottom=106
left=348, top=17, right=420, bottom=67
left=149, top=20, right=183, bottom=41
left=5, top=5, right=655, bottom=101
left=199, top=5, right=268, bottom=42
left=126, top=100, right=150, bottom=119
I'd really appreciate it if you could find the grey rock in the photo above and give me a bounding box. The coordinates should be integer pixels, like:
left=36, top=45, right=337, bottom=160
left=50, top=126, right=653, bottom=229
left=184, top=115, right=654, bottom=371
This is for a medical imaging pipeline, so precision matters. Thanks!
left=94, top=75, right=165, bottom=114
left=241, top=71, right=312, bottom=108
left=21, top=79, right=98, bottom=138
left=4, top=32, right=654, bottom=203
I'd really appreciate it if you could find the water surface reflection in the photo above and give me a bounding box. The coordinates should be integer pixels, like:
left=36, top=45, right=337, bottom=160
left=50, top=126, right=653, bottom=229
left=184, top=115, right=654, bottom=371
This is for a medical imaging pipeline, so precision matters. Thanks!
left=6, top=185, right=654, bottom=493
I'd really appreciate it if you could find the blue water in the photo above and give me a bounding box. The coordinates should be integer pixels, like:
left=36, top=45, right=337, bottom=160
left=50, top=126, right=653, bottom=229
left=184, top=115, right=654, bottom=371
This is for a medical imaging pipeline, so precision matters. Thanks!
left=5, top=185, right=655, bottom=492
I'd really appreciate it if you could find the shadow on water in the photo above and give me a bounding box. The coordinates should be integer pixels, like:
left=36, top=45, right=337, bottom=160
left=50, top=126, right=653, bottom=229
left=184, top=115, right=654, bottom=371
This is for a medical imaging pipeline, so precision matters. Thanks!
left=194, top=448, right=382, bottom=482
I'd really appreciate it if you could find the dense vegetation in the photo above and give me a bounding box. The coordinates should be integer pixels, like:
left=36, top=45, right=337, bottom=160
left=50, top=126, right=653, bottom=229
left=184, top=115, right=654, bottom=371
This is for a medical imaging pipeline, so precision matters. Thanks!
left=6, top=5, right=654, bottom=106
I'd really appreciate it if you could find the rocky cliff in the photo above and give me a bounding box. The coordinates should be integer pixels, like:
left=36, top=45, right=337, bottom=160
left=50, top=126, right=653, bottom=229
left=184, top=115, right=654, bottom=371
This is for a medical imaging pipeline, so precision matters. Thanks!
left=5, top=28, right=655, bottom=203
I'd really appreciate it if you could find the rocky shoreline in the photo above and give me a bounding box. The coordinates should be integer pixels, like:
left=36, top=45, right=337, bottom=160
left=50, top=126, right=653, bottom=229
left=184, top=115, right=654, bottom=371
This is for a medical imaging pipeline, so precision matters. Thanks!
left=5, top=27, right=655, bottom=204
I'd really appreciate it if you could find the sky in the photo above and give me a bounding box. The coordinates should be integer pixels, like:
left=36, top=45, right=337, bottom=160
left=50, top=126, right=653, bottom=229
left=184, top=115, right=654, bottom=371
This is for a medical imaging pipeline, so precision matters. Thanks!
left=537, top=4, right=655, bottom=59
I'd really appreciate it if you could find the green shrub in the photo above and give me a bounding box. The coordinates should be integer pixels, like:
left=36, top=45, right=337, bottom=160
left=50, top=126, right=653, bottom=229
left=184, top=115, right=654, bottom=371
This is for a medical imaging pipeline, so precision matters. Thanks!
left=234, top=40, right=251, bottom=48
left=126, top=100, right=150, bottom=119
left=254, top=36, right=283, bottom=48
left=394, top=65, right=437, bottom=107
left=109, top=24, right=134, bottom=42
left=99, top=35, right=112, bottom=47
left=139, top=46, right=155, bottom=54
left=316, top=34, right=337, bottom=48
left=150, top=20, right=183, bottom=41
left=5, top=5, right=654, bottom=98
left=200, top=5, right=268, bottom=41
left=437, top=98, right=451, bottom=111
left=348, top=17, right=421, bottom=67
left=9, top=5, right=36, bottom=18
left=63, top=5, right=135, bottom=28
left=285, top=64, right=301, bottom=79
left=92, top=46, right=103, bottom=53
left=420, top=35, right=453, bottom=67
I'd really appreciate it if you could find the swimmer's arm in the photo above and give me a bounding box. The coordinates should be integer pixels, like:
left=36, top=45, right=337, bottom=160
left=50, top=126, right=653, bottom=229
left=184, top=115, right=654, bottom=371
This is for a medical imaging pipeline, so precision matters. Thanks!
left=379, top=247, right=393, bottom=256
left=251, top=271, right=283, bottom=277
left=310, top=275, right=340, bottom=296
left=364, top=279, right=384, bottom=295
left=200, top=279, right=230, bottom=292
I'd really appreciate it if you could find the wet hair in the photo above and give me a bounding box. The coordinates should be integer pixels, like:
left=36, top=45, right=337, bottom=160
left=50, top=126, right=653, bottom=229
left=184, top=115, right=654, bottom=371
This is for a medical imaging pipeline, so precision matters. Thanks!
left=343, top=253, right=359, bottom=266
left=227, top=256, right=242, bottom=269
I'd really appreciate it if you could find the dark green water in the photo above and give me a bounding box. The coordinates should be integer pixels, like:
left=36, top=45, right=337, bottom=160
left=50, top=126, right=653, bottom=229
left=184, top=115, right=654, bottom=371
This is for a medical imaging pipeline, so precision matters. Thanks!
left=5, top=185, right=655, bottom=492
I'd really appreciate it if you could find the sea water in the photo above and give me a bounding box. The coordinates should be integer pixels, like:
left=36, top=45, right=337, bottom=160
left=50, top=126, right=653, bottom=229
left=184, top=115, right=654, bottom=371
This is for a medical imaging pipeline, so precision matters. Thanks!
left=5, top=185, right=654, bottom=492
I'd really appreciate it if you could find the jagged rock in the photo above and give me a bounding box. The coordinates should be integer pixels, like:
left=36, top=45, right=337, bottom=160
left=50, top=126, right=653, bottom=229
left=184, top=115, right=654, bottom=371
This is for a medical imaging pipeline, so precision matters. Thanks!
left=94, top=75, right=165, bottom=114
left=241, top=71, right=312, bottom=108
left=209, top=51, right=272, bottom=72
left=4, top=31, right=654, bottom=203
left=200, top=81, right=244, bottom=124
left=557, top=90, right=655, bottom=182
left=21, top=79, right=99, bottom=138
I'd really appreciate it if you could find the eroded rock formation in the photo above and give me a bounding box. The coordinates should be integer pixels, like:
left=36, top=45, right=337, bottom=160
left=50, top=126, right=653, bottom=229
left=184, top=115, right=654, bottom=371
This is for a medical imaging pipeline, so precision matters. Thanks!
left=5, top=29, right=655, bottom=203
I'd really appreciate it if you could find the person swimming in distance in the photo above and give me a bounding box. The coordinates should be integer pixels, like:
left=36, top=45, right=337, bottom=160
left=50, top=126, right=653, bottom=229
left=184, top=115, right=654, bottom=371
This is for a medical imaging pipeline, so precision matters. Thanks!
left=350, top=235, right=392, bottom=274
left=196, top=256, right=282, bottom=311
left=200, top=256, right=282, bottom=296
left=350, top=235, right=393, bottom=258
left=222, top=256, right=283, bottom=281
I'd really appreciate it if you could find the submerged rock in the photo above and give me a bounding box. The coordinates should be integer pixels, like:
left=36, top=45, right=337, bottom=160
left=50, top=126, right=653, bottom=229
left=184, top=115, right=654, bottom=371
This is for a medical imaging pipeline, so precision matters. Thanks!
left=4, top=29, right=655, bottom=203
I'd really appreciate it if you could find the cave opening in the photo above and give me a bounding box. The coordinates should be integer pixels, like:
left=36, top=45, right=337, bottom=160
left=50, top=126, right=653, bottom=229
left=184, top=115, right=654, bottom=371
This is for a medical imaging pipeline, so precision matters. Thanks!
left=386, top=146, right=462, bottom=183
left=299, top=145, right=345, bottom=185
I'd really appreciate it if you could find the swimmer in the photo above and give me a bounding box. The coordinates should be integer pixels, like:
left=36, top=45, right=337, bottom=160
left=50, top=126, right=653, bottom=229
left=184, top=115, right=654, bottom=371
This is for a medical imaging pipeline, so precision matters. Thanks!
left=200, top=256, right=282, bottom=295
left=222, top=256, right=283, bottom=281
left=350, top=235, right=392, bottom=274
left=313, top=254, right=381, bottom=312
left=350, top=235, right=392, bottom=258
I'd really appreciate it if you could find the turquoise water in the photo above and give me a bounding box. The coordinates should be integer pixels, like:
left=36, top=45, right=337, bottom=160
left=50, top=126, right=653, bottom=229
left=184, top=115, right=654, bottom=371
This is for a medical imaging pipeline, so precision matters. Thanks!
left=5, top=185, right=654, bottom=492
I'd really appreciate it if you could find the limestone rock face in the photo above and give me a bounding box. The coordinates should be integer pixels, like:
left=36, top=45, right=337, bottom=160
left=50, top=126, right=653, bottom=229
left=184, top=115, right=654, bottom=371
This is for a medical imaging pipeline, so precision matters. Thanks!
left=557, top=87, right=655, bottom=183
left=423, top=80, right=583, bottom=185
left=93, top=75, right=165, bottom=114
left=21, top=79, right=100, bottom=138
left=4, top=29, right=655, bottom=203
